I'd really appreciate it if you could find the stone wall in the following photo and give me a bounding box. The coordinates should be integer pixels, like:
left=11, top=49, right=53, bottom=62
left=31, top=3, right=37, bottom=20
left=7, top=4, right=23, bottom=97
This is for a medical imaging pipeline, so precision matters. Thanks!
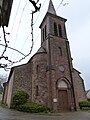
left=2, top=82, right=8, bottom=104
left=32, top=53, right=48, bottom=105
left=72, top=69, right=87, bottom=108
left=6, top=70, right=14, bottom=108
left=12, top=62, right=33, bottom=101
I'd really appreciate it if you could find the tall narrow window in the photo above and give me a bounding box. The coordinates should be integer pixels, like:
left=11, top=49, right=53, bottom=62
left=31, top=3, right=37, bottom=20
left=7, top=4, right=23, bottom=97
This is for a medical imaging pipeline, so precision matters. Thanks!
left=64, top=24, right=67, bottom=38
left=36, top=65, right=39, bottom=74
left=36, top=85, right=39, bottom=96
left=45, top=25, right=46, bottom=38
left=54, top=22, right=58, bottom=36
left=58, top=24, right=62, bottom=37
left=43, top=28, right=44, bottom=41
left=58, top=47, right=62, bottom=56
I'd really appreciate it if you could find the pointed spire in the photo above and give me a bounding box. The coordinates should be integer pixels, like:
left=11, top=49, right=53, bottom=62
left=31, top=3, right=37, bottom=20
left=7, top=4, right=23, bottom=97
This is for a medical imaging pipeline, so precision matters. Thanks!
left=48, top=0, right=56, bottom=15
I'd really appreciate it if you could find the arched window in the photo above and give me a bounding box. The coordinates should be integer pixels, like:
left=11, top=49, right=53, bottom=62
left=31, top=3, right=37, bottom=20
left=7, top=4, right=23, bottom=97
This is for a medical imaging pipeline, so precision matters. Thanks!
left=43, top=28, right=44, bottom=41
left=58, top=47, right=62, bottom=56
left=45, top=25, right=46, bottom=38
left=36, top=85, right=39, bottom=96
left=58, top=24, right=62, bottom=37
left=58, top=80, right=68, bottom=89
left=54, top=22, right=58, bottom=36
left=42, top=25, right=47, bottom=41
left=64, top=24, right=67, bottom=38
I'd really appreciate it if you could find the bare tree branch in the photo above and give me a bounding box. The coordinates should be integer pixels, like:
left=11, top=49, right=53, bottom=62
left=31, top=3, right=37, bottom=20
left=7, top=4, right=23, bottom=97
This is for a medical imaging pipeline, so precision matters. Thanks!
left=29, top=0, right=41, bottom=13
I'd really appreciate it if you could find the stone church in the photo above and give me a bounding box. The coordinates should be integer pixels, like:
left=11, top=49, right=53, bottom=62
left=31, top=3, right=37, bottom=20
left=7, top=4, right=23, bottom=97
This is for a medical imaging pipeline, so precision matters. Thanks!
left=2, top=0, right=87, bottom=111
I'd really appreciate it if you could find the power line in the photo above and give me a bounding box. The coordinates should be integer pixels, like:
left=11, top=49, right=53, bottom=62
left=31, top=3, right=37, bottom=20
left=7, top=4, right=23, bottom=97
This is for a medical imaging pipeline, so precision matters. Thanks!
left=8, top=0, right=22, bottom=40
left=8, top=12, right=34, bottom=65
left=9, top=0, right=42, bottom=65
left=11, top=0, right=47, bottom=61
left=12, top=1, right=28, bottom=48
left=0, top=0, right=43, bottom=70
left=10, top=1, right=28, bottom=60
left=14, top=32, right=31, bottom=61
left=11, top=0, right=42, bottom=63
left=0, top=1, right=28, bottom=69
left=0, top=0, right=41, bottom=70
left=0, top=44, right=25, bottom=56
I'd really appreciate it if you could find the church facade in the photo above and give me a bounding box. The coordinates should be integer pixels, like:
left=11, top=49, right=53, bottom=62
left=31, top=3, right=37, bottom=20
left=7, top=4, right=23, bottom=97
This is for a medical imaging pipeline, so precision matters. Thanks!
left=2, top=0, right=87, bottom=111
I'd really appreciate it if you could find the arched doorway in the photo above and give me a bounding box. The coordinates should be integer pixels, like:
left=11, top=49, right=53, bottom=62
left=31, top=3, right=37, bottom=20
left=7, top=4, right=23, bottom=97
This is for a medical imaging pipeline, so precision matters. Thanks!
left=57, top=79, right=69, bottom=111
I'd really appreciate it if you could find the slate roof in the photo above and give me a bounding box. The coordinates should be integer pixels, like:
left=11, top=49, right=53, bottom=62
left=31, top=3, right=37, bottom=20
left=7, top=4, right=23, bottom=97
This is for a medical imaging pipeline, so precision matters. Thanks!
left=48, top=0, right=56, bottom=15
left=37, top=47, right=47, bottom=53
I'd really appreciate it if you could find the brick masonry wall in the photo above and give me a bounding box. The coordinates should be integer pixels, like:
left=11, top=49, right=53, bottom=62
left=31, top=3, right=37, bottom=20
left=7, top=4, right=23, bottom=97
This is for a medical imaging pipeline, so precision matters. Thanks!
left=12, top=62, right=33, bottom=101
left=41, top=34, right=75, bottom=110
left=31, top=53, right=48, bottom=105
left=72, top=69, right=87, bottom=108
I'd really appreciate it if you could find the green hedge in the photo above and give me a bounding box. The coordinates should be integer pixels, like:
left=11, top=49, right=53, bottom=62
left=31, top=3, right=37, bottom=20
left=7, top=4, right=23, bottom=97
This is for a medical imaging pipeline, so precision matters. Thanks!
left=87, top=98, right=90, bottom=102
left=12, top=90, right=29, bottom=107
left=79, top=101, right=90, bottom=109
left=16, top=102, right=51, bottom=113
left=12, top=90, right=50, bottom=113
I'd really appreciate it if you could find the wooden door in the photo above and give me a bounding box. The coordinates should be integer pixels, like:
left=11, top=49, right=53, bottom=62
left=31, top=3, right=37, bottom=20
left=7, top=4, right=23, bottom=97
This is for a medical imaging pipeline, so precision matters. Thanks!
left=58, top=90, right=69, bottom=111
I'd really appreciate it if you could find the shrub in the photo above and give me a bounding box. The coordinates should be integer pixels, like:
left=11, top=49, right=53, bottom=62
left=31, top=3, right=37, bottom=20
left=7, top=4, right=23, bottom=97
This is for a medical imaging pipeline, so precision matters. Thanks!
left=0, top=103, right=7, bottom=108
left=87, top=98, right=90, bottom=102
left=16, top=102, right=51, bottom=113
left=79, top=101, right=90, bottom=109
left=12, top=90, right=29, bottom=107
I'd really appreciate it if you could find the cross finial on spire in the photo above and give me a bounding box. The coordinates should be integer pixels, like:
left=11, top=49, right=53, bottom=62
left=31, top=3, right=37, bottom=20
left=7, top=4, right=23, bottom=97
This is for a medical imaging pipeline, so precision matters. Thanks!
left=48, top=0, right=56, bottom=15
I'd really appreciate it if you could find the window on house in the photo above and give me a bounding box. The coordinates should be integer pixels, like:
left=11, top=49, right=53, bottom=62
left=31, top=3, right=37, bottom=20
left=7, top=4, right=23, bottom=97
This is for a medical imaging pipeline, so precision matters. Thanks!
left=64, top=24, right=67, bottom=38
left=43, top=28, right=44, bottom=41
left=45, top=25, right=46, bottom=38
left=58, top=24, right=62, bottom=37
left=42, top=25, right=46, bottom=41
left=36, top=65, right=39, bottom=74
left=36, top=85, right=39, bottom=96
left=58, top=47, right=62, bottom=56
left=54, top=22, right=58, bottom=36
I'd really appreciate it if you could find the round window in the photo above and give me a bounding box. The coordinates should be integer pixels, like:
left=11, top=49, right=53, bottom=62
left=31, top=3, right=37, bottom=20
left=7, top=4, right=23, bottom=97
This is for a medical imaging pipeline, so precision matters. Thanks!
left=59, top=65, right=65, bottom=72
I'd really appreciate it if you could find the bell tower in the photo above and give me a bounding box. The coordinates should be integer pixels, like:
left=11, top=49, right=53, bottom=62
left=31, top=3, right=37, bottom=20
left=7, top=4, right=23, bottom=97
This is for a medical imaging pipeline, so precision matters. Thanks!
left=40, top=0, right=67, bottom=44
left=39, top=0, right=76, bottom=111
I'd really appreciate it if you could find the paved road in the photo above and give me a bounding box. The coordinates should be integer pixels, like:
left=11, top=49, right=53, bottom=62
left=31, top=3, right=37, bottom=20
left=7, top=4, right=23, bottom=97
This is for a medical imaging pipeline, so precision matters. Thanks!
left=0, top=108, right=90, bottom=120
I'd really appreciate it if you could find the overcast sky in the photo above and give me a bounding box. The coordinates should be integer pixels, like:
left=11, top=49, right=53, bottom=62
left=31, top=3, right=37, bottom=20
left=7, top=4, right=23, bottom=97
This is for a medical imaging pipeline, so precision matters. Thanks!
left=0, top=0, right=90, bottom=90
